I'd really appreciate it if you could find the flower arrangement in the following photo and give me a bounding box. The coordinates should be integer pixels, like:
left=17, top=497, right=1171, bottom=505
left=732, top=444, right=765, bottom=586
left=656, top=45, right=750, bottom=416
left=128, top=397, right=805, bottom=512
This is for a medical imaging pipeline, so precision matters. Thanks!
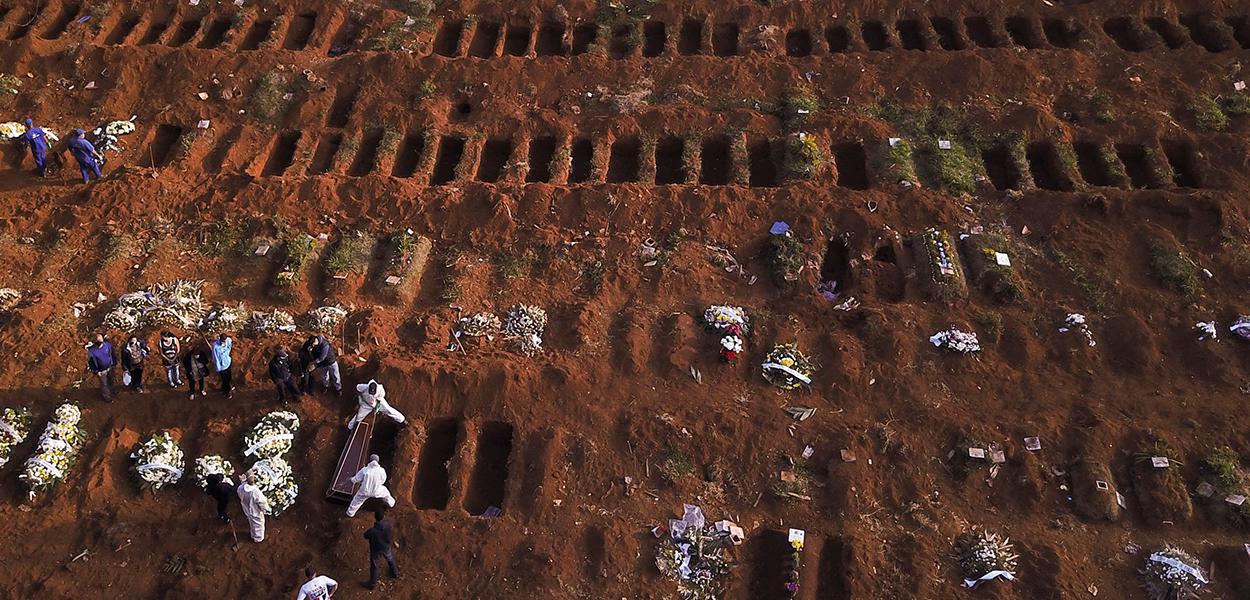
left=655, top=504, right=734, bottom=599
left=955, top=530, right=1018, bottom=588
left=459, top=312, right=502, bottom=338
left=20, top=403, right=87, bottom=499
left=130, top=431, right=185, bottom=492
left=102, top=280, right=205, bottom=330
left=0, top=406, right=31, bottom=468
left=193, top=455, right=236, bottom=489
left=929, top=328, right=981, bottom=353
left=242, top=411, right=300, bottom=462
left=247, top=308, right=296, bottom=334
left=761, top=344, right=815, bottom=390
left=782, top=531, right=805, bottom=598
left=1059, top=313, right=1096, bottom=347
left=702, top=305, right=749, bottom=363
left=250, top=457, right=299, bottom=516
left=199, top=303, right=249, bottom=332
left=1230, top=316, right=1250, bottom=341
left=1141, top=545, right=1208, bottom=600
left=0, top=288, right=22, bottom=312
left=1194, top=321, right=1217, bottom=341
left=303, top=305, right=349, bottom=332
left=0, top=121, right=25, bottom=139
left=503, top=304, right=547, bottom=356
left=104, top=120, right=136, bottom=136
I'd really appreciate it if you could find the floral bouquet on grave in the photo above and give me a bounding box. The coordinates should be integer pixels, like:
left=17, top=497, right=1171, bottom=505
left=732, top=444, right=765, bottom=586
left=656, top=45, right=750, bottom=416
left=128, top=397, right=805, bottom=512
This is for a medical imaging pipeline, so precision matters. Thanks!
left=761, top=343, right=815, bottom=390
left=242, top=410, right=300, bottom=462
left=193, top=455, right=236, bottom=489
left=0, top=406, right=31, bottom=468
left=130, top=431, right=185, bottom=492
left=250, top=457, right=298, bottom=516
left=20, top=403, right=87, bottom=498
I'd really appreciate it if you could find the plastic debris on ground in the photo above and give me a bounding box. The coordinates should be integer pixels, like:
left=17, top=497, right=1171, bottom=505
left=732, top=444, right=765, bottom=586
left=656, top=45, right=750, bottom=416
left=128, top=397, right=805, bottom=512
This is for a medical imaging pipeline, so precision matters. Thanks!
left=1194, top=321, right=1217, bottom=341
left=930, top=328, right=981, bottom=353
left=655, top=504, right=737, bottom=600
left=1058, top=313, right=1095, bottom=347
left=955, top=529, right=1018, bottom=589
left=1141, top=545, right=1207, bottom=600
left=761, top=343, right=814, bottom=389
left=503, top=304, right=547, bottom=356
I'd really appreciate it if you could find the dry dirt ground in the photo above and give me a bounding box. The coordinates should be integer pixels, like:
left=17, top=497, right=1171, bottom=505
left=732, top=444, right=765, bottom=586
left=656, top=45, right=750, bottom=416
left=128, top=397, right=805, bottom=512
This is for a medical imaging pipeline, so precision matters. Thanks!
left=1, top=0, right=1250, bottom=598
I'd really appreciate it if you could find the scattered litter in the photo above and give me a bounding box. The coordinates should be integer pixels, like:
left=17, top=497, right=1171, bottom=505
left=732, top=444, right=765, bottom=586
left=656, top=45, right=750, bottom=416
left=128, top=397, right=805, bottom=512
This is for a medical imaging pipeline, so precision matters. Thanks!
left=994, top=252, right=1011, bottom=267
left=1237, top=80, right=1247, bottom=91
left=458, top=312, right=501, bottom=338
left=1023, top=437, right=1042, bottom=452
left=938, top=139, right=952, bottom=150
left=1195, top=321, right=1217, bottom=341
left=1059, top=313, right=1096, bottom=347
left=832, top=297, right=860, bottom=311
left=801, top=445, right=814, bottom=459
left=930, top=328, right=980, bottom=353
left=1151, top=456, right=1171, bottom=469
left=840, top=449, right=856, bottom=463
left=968, top=447, right=986, bottom=460
left=197, top=120, right=210, bottom=129
left=784, top=406, right=815, bottom=421
left=196, top=92, right=209, bottom=100
left=769, top=221, right=790, bottom=235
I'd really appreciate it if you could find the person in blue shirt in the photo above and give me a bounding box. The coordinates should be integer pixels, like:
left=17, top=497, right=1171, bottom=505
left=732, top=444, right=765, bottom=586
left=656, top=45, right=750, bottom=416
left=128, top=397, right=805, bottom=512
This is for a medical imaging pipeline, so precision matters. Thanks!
left=66, top=128, right=103, bottom=184
left=86, top=333, right=116, bottom=402
left=20, top=118, right=48, bottom=177
left=210, top=334, right=234, bottom=398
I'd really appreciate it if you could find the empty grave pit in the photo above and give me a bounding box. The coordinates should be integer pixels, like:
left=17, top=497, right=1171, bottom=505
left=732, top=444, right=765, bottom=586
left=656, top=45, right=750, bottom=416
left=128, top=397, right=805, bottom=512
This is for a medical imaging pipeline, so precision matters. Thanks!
left=1073, top=142, right=1115, bottom=187
left=930, top=17, right=965, bottom=50
left=167, top=15, right=203, bottom=47
left=571, top=23, right=598, bottom=54
left=1042, top=18, right=1079, bottom=48
left=896, top=19, right=928, bottom=50
left=1005, top=16, right=1044, bottom=48
left=434, top=19, right=465, bottom=56
left=504, top=22, right=532, bottom=56
left=861, top=21, right=891, bottom=50
left=678, top=19, right=702, bottom=55
left=643, top=21, right=666, bottom=57
left=463, top=421, right=514, bottom=516
left=391, top=132, right=426, bottom=178
left=104, top=12, right=142, bottom=45
left=1180, top=13, right=1235, bottom=52
left=347, top=128, right=385, bottom=177
left=785, top=29, right=813, bottom=56
left=282, top=12, right=317, bottom=50
left=654, top=137, right=686, bottom=184
left=138, top=16, right=172, bottom=45
left=197, top=17, right=233, bottom=49
left=608, top=23, right=635, bottom=59
left=700, top=136, right=730, bottom=185
left=525, top=136, right=557, bottom=183
left=1116, top=143, right=1156, bottom=188
left=1162, top=141, right=1203, bottom=188
left=239, top=19, right=276, bottom=50
left=1104, top=17, right=1155, bottom=52
left=430, top=136, right=466, bottom=185
left=415, top=418, right=462, bottom=510
left=146, top=125, right=183, bottom=168
left=307, top=133, right=343, bottom=175
left=1025, top=142, right=1074, bottom=191
left=326, top=85, right=360, bottom=128
left=261, top=130, right=302, bottom=176
left=468, top=21, right=500, bottom=57
left=606, top=137, right=641, bottom=183
left=40, top=1, right=81, bottom=40
left=1145, top=17, right=1189, bottom=49
left=825, top=25, right=850, bottom=52
left=833, top=142, right=870, bottom=189
left=568, top=138, right=594, bottom=183
left=981, top=146, right=1023, bottom=190
left=712, top=23, right=738, bottom=56
left=536, top=22, right=565, bottom=55
left=748, top=140, right=779, bottom=187
left=475, top=139, right=512, bottom=182
left=964, top=16, right=1002, bottom=48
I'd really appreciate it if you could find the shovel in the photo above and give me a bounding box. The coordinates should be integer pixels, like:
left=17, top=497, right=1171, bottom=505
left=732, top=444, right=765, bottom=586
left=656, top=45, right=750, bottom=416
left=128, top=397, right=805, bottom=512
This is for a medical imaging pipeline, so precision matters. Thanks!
left=228, top=517, right=240, bottom=551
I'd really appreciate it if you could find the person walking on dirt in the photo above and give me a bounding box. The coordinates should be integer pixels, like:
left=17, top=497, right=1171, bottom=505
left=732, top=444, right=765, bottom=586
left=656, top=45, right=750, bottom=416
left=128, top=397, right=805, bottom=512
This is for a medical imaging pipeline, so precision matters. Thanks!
left=20, top=118, right=49, bottom=177
left=302, top=335, right=341, bottom=395
left=346, top=380, right=406, bottom=430
left=363, top=510, right=399, bottom=590
left=268, top=345, right=302, bottom=405
left=120, top=335, right=150, bottom=393
left=296, top=567, right=338, bottom=600
left=211, top=333, right=234, bottom=399
left=158, top=331, right=182, bottom=388
left=86, top=333, right=116, bottom=402
left=346, top=454, right=396, bottom=518
left=185, top=344, right=210, bottom=399
left=66, top=129, right=103, bottom=184
left=237, top=471, right=270, bottom=543
left=204, top=472, right=233, bottom=523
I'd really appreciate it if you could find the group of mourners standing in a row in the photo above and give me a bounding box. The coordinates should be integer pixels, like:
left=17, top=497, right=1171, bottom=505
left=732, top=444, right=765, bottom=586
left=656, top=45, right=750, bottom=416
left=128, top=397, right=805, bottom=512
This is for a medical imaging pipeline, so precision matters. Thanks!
left=84, top=331, right=343, bottom=403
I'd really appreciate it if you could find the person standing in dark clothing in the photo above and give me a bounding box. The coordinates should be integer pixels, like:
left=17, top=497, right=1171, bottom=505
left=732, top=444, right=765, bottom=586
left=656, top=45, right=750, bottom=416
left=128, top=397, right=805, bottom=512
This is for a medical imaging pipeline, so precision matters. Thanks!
left=158, top=331, right=182, bottom=387
left=87, top=333, right=116, bottom=402
left=204, top=473, right=233, bottom=522
left=184, top=345, right=210, bottom=400
left=120, top=335, right=150, bottom=393
left=363, top=510, right=399, bottom=590
left=302, top=335, right=341, bottom=395
left=267, top=345, right=302, bottom=405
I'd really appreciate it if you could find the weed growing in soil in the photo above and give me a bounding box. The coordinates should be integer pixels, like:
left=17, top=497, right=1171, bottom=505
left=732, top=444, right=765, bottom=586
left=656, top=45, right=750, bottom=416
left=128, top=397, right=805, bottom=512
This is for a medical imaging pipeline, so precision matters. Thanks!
left=249, top=71, right=287, bottom=123
left=658, top=446, right=694, bottom=481
left=1089, top=91, right=1115, bottom=123
left=1191, top=95, right=1229, bottom=131
left=1100, top=142, right=1128, bottom=184
left=781, top=133, right=825, bottom=181
left=1221, top=93, right=1250, bottom=116
left=440, top=248, right=463, bottom=303
left=325, top=232, right=371, bottom=276
left=766, top=233, right=806, bottom=287
left=370, top=20, right=419, bottom=51
left=1147, top=239, right=1200, bottom=298
left=198, top=221, right=243, bottom=257
left=1203, top=447, right=1244, bottom=491
left=973, top=311, right=1003, bottom=343
left=497, top=249, right=537, bottom=279
left=778, top=86, right=821, bottom=124
left=0, top=74, right=20, bottom=95
left=274, top=234, right=316, bottom=301
left=924, top=140, right=980, bottom=195
left=771, top=460, right=812, bottom=501
left=580, top=259, right=605, bottom=294
left=1136, top=440, right=1180, bottom=463
left=413, top=80, right=437, bottom=104
left=1049, top=244, right=1110, bottom=311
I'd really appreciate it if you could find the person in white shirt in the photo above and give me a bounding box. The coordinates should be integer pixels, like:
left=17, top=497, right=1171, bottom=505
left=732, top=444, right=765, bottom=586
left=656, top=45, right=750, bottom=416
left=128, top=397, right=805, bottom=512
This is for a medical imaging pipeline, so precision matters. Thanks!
left=295, top=567, right=338, bottom=600
left=346, top=380, right=407, bottom=429
left=347, top=454, right=396, bottom=517
left=236, top=472, right=270, bottom=542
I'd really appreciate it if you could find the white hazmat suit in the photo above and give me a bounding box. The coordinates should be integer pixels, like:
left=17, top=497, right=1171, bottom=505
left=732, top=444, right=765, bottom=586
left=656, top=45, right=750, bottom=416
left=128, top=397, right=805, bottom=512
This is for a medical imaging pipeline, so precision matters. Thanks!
left=237, top=480, right=271, bottom=542
left=347, top=380, right=406, bottom=429
left=347, top=457, right=396, bottom=517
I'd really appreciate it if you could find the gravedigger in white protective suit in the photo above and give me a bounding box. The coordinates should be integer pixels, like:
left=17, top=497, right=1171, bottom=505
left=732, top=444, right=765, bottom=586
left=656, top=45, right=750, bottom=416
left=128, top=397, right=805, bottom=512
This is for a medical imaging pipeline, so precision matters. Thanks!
left=346, top=380, right=406, bottom=430
left=236, top=472, right=271, bottom=542
left=347, top=454, right=396, bottom=517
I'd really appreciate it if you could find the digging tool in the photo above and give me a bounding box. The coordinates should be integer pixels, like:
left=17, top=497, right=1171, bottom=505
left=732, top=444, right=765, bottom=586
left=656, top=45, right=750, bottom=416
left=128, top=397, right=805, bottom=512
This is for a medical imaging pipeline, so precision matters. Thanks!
left=228, top=517, right=240, bottom=551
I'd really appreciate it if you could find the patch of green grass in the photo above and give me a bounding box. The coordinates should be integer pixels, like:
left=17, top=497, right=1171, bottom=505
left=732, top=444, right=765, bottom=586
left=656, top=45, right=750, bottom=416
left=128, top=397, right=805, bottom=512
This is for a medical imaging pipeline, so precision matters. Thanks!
left=413, top=80, right=437, bottom=103
left=496, top=249, right=537, bottom=279
left=781, top=134, right=825, bottom=180
left=1049, top=244, right=1110, bottom=311
left=1191, top=95, right=1229, bottom=132
left=580, top=259, right=605, bottom=294
left=879, top=138, right=917, bottom=184
left=0, top=73, right=22, bottom=95
left=1089, top=91, right=1115, bottom=123
left=1203, top=447, right=1244, bottom=492
left=1100, top=143, right=1127, bottom=184
left=778, top=86, right=821, bottom=124
left=771, top=459, right=812, bottom=501
left=1221, top=93, right=1250, bottom=116
left=920, top=140, right=980, bottom=195
left=249, top=71, right=287, bottom=123
left=1136, top=440, right=1180, bottom=463
left=658, top=446, right=694, bottom=481
left=1147, top=239, right=1200, bottom=298
left=766, top=232, right=806, bottom=287
left=370, top=20, right=419, bottom=51
left=274, top=234, right=317, bottom=299
left=325, top=232, right=372, bottom=276
left=199, top=221, right=243, bottom=257
left=973, top=311, right=1003, bottom=343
